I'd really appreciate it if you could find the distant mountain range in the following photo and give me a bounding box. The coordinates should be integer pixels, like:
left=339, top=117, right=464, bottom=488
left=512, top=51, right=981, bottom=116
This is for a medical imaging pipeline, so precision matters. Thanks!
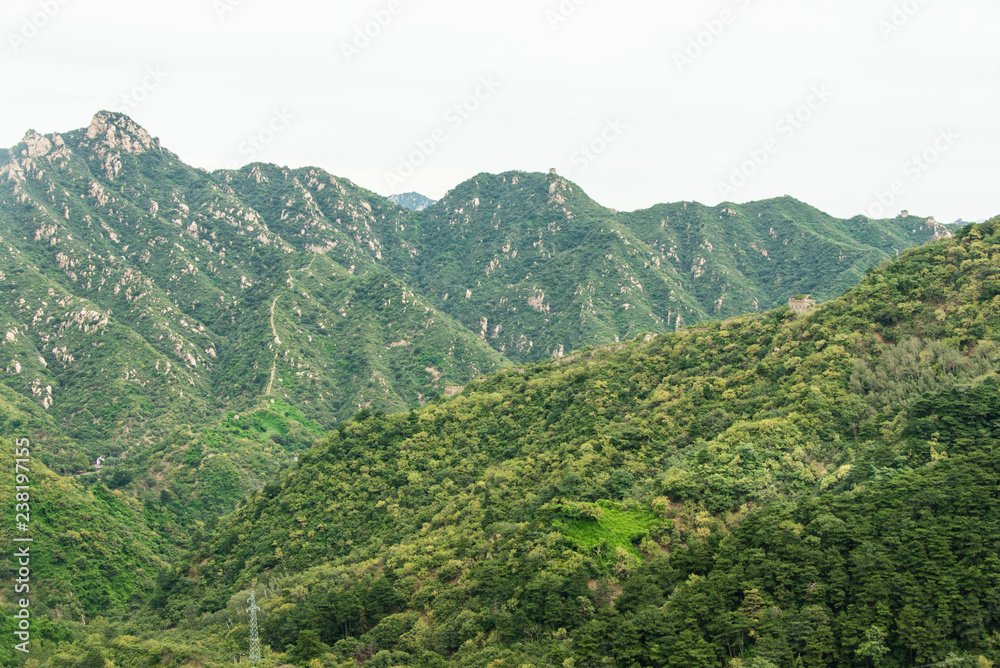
left=389, top=191, right=437, bottom=211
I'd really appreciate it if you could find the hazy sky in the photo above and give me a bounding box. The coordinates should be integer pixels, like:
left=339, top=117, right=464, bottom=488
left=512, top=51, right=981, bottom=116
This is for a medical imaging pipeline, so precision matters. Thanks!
left=2, top=0, right=997, bottom=223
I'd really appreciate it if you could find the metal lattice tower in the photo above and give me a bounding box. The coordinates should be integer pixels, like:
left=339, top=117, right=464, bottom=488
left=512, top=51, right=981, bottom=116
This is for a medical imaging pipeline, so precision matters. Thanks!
left=247, top=586, right=262, bottom=664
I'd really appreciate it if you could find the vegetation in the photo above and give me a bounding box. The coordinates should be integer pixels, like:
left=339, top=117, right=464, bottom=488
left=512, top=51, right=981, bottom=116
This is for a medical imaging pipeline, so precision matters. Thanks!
left=0, top=112, right=995, bottom=667
left=49, top=216, right=989, bottom=667
left=399, top=174, right=949, bottom=362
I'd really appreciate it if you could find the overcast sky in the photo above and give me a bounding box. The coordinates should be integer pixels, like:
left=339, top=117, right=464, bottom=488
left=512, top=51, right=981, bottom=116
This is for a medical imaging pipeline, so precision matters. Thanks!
left=2, top=0, right=997, bottom=223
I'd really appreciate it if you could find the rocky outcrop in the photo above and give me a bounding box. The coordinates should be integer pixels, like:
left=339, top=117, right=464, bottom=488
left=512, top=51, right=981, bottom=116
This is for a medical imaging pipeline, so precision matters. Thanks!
left=83, top=110, right=160, bottom=155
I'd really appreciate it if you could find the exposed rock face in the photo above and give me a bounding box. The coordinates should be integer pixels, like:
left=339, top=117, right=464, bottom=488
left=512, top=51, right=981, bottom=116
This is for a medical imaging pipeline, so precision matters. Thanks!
left=926, top=217, right=953, bottom=240
left=84, top=110, right=159, bottom=154
left=23, top=130, right=54, bottom=157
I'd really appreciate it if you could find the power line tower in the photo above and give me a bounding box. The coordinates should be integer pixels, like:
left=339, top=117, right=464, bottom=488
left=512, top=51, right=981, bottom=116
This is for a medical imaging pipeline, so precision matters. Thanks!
left=247, top=583, right=262, bottom=665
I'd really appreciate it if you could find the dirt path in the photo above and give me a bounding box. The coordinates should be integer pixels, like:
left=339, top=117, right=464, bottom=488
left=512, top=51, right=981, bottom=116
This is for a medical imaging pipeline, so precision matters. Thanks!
left=265, top=296, right=279, bottom=395
left=265, top=255, right=314, bottom=396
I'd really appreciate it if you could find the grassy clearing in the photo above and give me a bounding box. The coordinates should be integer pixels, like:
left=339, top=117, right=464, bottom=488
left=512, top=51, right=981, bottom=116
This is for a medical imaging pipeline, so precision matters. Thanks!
left=559, top=500, right=663, bottom=561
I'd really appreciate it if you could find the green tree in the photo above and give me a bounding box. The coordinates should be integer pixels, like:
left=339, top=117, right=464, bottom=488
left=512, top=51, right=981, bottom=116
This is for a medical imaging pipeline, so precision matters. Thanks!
left=855, top=625, right=890, bottom=667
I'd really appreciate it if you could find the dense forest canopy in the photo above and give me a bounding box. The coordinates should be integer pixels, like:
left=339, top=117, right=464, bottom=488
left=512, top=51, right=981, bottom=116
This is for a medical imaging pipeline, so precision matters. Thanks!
left=4, top=217, right=998, bottom=667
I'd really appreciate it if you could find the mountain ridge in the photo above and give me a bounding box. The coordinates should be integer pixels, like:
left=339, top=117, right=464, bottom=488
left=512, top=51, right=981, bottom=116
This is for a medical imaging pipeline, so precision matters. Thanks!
left=0, top=113, right=979, bottom=667
left=0, top=111, right=954, bottom=511
left=0, top=112, right=954, bottom=482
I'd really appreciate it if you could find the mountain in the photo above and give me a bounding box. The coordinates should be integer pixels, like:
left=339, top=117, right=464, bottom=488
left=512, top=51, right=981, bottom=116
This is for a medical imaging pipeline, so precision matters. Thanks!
left=0, top=112, right=947, bottom=471
left=391, top=172, right=949, bottom=362
left=389, top=192, right=437, bottom=211
left=0, top=113, right=508, bottom=579
left=0, top=112, right=978, bottom=666
left=96, top=215, right=1000, bottom=668
left=0, top=114, right=506, bottom=468
left=0, top=433, right=162, bottom=617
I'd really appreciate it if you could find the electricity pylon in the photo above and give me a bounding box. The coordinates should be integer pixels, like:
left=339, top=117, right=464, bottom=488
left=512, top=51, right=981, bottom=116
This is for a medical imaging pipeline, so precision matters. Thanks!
left=247, top=583, right=261, bottom=665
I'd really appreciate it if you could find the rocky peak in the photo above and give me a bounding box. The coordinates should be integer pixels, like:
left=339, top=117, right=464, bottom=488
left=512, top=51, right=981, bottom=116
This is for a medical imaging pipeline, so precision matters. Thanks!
left=21, top=130, right=55, bottom=158
left=926, top=216, right=952, bottom=240
left=83, top=110, right=160, bottom=155
left=389, top=192, right=437, bottom=211
left=11, top=130, right=70, bottom=170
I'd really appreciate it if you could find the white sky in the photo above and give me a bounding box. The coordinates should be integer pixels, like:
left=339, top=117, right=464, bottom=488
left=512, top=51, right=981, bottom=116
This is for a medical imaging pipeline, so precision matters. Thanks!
left=1, top=0, right=997, bottom=223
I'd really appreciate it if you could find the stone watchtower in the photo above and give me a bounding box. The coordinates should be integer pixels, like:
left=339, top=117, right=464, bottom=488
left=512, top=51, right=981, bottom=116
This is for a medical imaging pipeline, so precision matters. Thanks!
left=788, top=295, right=817, bottom=316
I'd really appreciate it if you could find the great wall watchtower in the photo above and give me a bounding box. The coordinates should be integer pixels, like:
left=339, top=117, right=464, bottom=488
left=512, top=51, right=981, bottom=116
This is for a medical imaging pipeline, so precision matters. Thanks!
left=788, top=295, right=817, bottom=316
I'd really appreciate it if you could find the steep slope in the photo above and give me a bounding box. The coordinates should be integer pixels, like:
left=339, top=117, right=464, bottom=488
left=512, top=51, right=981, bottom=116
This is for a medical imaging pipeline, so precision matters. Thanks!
left=142, top=217, right=1000, bottom=667
left=623, top=196, right=950, bottom=319
left=216, top=161, right=415, bottom=275
left=396, top=171, right=706, bottom=360
left=247, top=252, right=507, bottom=417
left=392, top=172, right=948, bottom=363
left=0, top=112, right=506, bottom=473
left=0, top=113, right=975, bottom=667
left=0, top=113, right=947, bottom=453
left=0, top=429, right=163, bottom=668
left=0, top=112, right=510, bottom=599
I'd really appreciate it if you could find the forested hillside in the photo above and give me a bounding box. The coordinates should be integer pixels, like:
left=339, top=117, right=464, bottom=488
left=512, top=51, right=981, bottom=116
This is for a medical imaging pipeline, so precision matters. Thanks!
left=0, top=112, right=982, bottom=668
left=0, top=113, right=508, bottom=549
left=0, top=112, right=948, bottom=458
left=0, top=112, right=945, bottom=559
left=394, top=173, right=949, bottom=362
left=11, top=217, right=995, bottom=667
